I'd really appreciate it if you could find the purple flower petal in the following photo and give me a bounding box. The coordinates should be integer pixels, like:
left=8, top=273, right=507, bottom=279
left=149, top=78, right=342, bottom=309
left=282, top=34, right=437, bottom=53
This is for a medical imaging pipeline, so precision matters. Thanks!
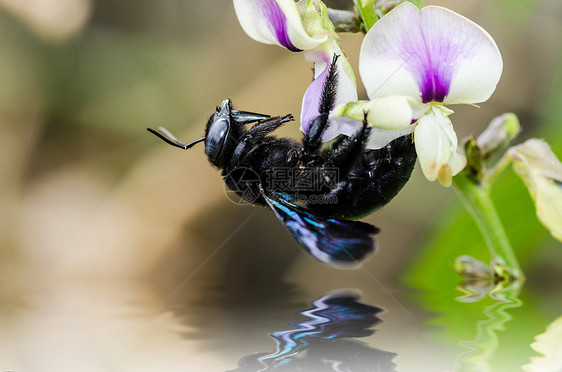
left=301, top=61, right=329, bottom=134
left=360, top=3, right=502, bottom=104
left=300, top=51, right=358, bottom=141
left=234, top=0, right=327, bottom=52
left=261, top=0, right=300, bottom=51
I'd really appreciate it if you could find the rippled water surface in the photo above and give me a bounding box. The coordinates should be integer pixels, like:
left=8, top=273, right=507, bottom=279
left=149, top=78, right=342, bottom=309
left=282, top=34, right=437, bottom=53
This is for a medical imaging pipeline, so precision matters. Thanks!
left=2, top=249, right=560, bottom=372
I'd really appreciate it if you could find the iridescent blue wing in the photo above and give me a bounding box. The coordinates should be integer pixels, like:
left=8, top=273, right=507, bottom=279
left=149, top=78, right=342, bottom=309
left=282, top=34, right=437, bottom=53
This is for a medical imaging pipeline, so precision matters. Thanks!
left=261, top=192, right=379, bottom=268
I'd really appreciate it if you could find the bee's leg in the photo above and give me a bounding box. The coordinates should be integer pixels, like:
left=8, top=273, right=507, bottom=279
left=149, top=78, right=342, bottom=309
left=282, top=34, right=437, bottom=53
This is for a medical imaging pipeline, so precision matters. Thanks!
left=303, top=54, right=340, bottom=154
left=305, top=116, right=368, bottom=195
left=247, top=114, right=294, bottom=139
left=231, top=109, right=270, bottom=125
left=323, top=114, right=370, bottom=170
left=230, top=114, right=294, bottom=167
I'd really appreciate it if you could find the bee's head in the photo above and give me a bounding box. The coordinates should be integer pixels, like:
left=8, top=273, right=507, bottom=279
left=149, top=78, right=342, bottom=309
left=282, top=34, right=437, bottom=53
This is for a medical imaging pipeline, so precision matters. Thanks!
left=204, top=99, right=237, bottom=168
left=148, top=98, right=269, bottom=169
left=204, top=98, right=271, bottom=168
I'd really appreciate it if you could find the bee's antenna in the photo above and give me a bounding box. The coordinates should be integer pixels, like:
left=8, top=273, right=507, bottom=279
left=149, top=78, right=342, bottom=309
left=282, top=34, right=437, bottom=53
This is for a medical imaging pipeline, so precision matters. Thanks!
left=147, top=127, right=205, bottom=150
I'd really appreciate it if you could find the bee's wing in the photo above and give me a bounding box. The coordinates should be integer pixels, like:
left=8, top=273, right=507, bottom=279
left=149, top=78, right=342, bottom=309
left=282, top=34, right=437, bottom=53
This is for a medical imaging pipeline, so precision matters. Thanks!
left=261, top=192, right=379, bottom=268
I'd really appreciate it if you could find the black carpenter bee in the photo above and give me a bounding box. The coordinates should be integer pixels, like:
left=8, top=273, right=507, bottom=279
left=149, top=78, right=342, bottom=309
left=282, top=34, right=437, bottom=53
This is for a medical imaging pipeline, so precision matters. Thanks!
left=148, top=55, right=417, bottom=268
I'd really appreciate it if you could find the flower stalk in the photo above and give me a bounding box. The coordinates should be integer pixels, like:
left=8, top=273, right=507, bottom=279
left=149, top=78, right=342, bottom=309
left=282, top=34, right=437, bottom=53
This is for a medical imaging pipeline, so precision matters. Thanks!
left=453, top=169, right=523, bottom=282
left=353, top=0, right=378, bottom=32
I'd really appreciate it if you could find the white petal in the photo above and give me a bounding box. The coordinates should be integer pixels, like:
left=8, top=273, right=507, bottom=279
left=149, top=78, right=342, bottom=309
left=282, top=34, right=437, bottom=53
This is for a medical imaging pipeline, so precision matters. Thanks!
left=360, top=3, right=424, bottom=100
left=366, top=127, right=415, bottom=150
left=329, top=116, right=415, bottom=150
left=332, top=96, right=426, bottom=130
left=359, top=3, right=502, bottom=104
left=233, top=0, right=327, bottom=51
left=414, top=107, right=459, bottom=185
left=335, top=116, right=362, bottom=137
left=448, top=150, right=467, bottom=177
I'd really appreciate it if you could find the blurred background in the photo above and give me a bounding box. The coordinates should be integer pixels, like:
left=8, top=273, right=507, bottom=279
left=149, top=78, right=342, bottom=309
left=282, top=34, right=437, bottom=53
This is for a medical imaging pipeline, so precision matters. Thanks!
left=0, top=0, right=561, bottom=371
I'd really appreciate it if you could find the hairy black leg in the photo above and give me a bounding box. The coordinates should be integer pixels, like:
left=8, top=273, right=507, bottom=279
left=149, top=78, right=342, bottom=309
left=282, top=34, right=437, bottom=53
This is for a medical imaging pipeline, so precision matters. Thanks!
left=247, top=114, right=294, bottom=139
left=230, top=114, right=294, bottom=167
left=299, top=116, right=369, bottom=199
left=323, top=114, right=370, bottom=170
left=303, top=54, right=340, bottom=154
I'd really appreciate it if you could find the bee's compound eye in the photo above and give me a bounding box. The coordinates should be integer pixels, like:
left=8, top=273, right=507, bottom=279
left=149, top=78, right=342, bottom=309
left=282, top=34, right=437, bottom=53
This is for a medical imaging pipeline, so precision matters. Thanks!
left=205, top=117, right=229, bottom=161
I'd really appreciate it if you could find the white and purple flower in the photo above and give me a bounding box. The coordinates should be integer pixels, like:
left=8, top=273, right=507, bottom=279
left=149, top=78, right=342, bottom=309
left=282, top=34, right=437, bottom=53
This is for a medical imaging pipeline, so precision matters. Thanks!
left=233, top=0, right=358, bottom=140
left=337, top=2, right=503, bottom=186
left=234, top=1, right=503, bottom=186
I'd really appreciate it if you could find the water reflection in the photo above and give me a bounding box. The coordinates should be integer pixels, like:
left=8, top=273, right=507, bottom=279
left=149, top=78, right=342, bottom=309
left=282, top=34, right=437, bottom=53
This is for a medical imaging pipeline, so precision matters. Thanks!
left=457, top=284, right=523, bottom=372
left=228, top=289, right=397, bottom=372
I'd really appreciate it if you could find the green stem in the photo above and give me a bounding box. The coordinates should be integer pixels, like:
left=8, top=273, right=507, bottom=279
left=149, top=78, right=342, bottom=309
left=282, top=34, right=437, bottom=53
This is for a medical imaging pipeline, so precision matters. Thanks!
left=354, top=0, right=378, bottom=32
left=453, top=171, right=524, bottom=282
